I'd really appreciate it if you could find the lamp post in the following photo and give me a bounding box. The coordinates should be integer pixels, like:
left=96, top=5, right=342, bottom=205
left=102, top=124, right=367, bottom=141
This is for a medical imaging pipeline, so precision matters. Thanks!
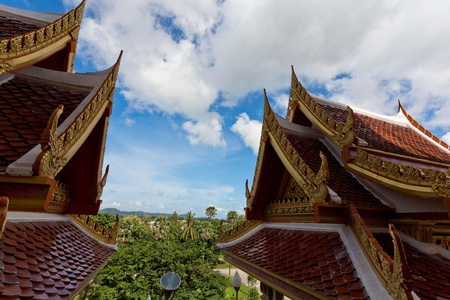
left=232, top=271, right=242, bottom=300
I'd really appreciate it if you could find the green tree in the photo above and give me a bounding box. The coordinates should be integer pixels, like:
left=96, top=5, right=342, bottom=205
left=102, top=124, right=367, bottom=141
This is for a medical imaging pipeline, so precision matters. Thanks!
left=171, top=210, right=179, bottom=222
left=205, top=206, right=217, bottom=222
left=180, top=211, right=198, bottom=241
left=91, top=213, right=117, bottom=229
left=227, top=211, right=238, bottom=228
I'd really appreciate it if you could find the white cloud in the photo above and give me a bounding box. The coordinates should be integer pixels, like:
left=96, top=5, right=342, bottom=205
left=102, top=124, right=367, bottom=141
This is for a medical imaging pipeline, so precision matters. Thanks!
left=124, top=118, right=136, bottom=126
left=158, top=203, right=164, bottom=209
left=231, top=113, right=262, bottom=155
left=182, top=116, right=226, bottom=147
left=227, top=197, right=234, bottom=201
left=111, top=202, right=121, bottom=207
left=442, top=132, right=450, bottom=145
left=135, top=201, right=142, bottom=207
left=76, top=0, right=450, bottom=146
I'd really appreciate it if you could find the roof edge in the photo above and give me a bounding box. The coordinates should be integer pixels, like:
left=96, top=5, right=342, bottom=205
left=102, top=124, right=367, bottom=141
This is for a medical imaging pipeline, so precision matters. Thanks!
left=398, top=100, right=450, bottom=153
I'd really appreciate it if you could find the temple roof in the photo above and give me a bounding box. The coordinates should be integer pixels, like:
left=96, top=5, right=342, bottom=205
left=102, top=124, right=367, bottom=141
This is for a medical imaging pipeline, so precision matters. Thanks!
left=0, top=74, right=89, bottom=173
left=0, top=214, right=116, bottom=299
left=316, top=99, right=450, bottom=165
left=0, top=15, right=40, bottom=40
left=284, top=125, right=385, bottom=208
left=375, top=232, right=450, bottom=300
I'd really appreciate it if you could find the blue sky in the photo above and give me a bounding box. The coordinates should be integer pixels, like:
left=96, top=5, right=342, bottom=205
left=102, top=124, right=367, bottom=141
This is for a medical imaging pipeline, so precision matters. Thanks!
left=6, top=0, right=450, bottom=218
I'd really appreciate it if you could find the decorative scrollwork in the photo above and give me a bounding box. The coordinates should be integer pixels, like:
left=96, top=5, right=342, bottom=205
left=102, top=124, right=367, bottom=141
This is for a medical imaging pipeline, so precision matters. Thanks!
left=96, top=165, right=109, bottom=203
left=218, top=219, right=264, bottom=243
left=47, top=181, right=71, bottom=213
left=34, top=53, right=122, bottom=178
left=350, top=148, right=449, bottom=195
left=261, top=93, right=329, bottom=204
left=0, top=0, right=86, bottom=74
left=349, top=205, right=413, bottom=300
left=69, top=213, right=119, bottom=245
left=288, top=66, right=356, bottom=147
left=38, top=105, right=67, bottom=178
left=0, top=197, right=9, bottom=239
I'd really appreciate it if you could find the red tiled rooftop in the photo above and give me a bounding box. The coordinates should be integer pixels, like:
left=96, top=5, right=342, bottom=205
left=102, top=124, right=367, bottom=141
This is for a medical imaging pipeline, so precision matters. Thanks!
left=316, top=101, right=450, bottom=164
left=0, top=220, right=115, bottom=299
left=0, top=76, right=89, bottom=173
left=223, top=228, right=368, bottom=300
left=0, top=16, right=40, bottom=39
left=375, top=233, right=450, bottom=300
left=285, top=132, right=386, bottom=208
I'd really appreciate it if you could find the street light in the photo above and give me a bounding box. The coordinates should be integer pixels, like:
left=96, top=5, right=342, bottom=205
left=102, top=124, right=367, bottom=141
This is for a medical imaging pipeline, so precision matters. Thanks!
left=232, top=271, right=242, bottom=300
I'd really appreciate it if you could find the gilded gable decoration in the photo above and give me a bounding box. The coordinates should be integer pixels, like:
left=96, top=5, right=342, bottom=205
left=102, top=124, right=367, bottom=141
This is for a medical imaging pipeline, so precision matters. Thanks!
left=0, top=0, right=86, bottom=74
left=37, top=105, right=67, bottom=178
left=34, top=54, right=121, bottom=178
left=288, top=66, right=356, bottom=147
left=349, top=205, right=413, bottom=300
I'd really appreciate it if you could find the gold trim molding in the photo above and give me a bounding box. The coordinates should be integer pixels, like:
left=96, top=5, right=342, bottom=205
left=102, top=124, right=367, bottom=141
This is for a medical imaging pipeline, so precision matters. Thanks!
left=0, top=197, right=9, bottom=238
left=34, top=53, right=122, bottom=178
left=348, top=148, right=450, bottom=198
left=47, top=180, right=71, bottom=213
left=0, top=0, right=86, bottom=74
left=287, top=66, right=355, bottom=147
left=349, top=205, right=413, bottom=300
left=68, top=213, right=120, bottom=245
left=95, top=164, right=109, bottom=204
left=218, top=220, right=265, bottom=243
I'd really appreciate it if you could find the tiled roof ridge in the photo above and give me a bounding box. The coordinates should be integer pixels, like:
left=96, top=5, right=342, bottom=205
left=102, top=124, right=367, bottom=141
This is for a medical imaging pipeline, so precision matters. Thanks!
left=0, top=0, right=85, bottom=74
left=348, top=204, right=414, bottom=299
left=398, top=100, right=450, bottom=152
left=287, top=66, right=356, bottom=147
left=246, top=91, right=329, bottom=210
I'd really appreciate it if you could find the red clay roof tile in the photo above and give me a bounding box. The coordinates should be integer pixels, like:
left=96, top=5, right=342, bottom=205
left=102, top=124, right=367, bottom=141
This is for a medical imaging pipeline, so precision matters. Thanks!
left=224, top=228, right=368, bottom=299
left=0, top=220, right=115, bottom=299
left=316, top=101, right=450, bottom=164
left=0, top=76, right=89, bottom=172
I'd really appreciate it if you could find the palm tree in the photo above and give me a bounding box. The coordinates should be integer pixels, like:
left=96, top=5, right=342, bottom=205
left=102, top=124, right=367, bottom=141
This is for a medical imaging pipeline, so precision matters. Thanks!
left=227, top=211, right=238, bottom=228
left=180, top=211, right=198, bottom=241
left=198, top=222, right=213, bottom=259
left=205, top=206, right=217, bottom=222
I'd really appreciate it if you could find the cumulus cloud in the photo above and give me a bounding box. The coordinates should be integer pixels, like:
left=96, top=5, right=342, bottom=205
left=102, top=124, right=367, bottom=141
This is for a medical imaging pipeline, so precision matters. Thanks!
left=111, top=202, right=121, bottom=207
left=135, top=201, right=142, bottom=207
left=442, top=132, right=450, bottom=145
left=231, top=113, right=262, bottom=154
left=73, top=0, right=450, bottom=140
left=158, top=203, right=165, bottom=209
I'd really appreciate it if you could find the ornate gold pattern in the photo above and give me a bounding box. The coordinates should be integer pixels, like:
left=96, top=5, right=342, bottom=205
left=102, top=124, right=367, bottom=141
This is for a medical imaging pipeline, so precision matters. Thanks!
left=38, top=105, right=67, bottom=178
left=392, top=219, right=450, bottom=251
left=350, top=148, right=450, bottom=197
left=263, top=93, right=329, bottom=204
left=0, top=0, right=86, bottom=74
left=288, top=66, right=356, bottom=147
left=349, top=205, right=413, bottom=300
left=0, top=197, right=9, bottom=239
left=218, top=220, right=265, bottom=243
left=96, top=165, right=109, bottom=203
left=35, top=54, right=121, bottom=178
left=69, top=213, right=119, bottom=245
left=47, top=181, right=71, bottom=213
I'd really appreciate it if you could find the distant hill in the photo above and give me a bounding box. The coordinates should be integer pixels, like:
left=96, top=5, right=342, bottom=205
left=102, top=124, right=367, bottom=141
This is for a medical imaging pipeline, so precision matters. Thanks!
left=99, top=208, right=186, bottom=218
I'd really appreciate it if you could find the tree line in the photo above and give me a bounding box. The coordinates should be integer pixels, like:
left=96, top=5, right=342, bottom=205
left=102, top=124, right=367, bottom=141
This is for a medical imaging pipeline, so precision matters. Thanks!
left=78, top=206, right=252, bottom=299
